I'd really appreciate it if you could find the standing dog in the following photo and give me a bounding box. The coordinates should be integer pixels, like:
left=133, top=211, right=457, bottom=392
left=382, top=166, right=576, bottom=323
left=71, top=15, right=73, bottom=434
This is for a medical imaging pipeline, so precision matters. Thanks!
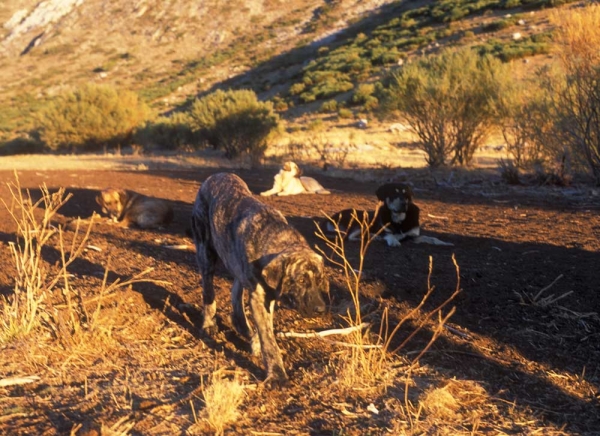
left=96, top=188, right=174, bottom=229
left=321, top=183, right=453, bottom=246
left=260, top=161, right=330, bottom=196
left=191, top=173, right=328, bottom=385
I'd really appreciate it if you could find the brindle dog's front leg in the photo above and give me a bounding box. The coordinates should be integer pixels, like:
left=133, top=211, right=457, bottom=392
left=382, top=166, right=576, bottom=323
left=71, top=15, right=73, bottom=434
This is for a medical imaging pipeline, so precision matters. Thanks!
left=249, top=284, right=287, bottom=386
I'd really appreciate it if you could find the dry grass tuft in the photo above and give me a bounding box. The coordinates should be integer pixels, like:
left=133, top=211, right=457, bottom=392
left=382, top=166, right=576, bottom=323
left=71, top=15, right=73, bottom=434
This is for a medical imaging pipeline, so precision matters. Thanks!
left=420, top=379, right=490, bottom=424
left=198, top=370, right=246, bottom=436
left=315, top=208, right=460, bottom=394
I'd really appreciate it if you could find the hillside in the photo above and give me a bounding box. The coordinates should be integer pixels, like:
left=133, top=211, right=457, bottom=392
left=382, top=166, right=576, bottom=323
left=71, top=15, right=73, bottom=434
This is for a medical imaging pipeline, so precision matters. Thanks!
left=0, top=0, right=571, bottom=142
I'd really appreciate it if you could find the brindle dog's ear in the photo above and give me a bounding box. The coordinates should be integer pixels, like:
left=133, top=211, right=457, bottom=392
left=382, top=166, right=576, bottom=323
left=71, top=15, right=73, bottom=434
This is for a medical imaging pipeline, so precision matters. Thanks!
left=262, top=254, right=286, bottom=291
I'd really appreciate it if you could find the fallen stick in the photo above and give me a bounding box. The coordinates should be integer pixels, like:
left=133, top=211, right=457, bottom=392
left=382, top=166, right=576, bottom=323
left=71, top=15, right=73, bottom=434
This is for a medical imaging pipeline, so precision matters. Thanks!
left=278, top=322, right=370, bottom=338
left=163, top=244, right=194, bottom=251
left=0, top=375, right=40, bottom=387
left=444, top=324, right=471, bottom=339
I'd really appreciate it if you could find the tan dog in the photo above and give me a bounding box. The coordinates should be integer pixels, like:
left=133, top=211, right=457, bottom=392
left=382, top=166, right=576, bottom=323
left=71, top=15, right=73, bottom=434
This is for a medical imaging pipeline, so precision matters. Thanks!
left=260, top=162, right=330, bottom=196
left=96, top=188, right=174, bottom=229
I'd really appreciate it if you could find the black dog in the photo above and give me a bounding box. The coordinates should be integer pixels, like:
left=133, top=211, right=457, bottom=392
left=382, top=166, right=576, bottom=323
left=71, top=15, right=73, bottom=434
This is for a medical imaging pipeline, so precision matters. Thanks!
left=190, top=173, right=328, bottom=386
left=322, top=183, right=452, bottom=246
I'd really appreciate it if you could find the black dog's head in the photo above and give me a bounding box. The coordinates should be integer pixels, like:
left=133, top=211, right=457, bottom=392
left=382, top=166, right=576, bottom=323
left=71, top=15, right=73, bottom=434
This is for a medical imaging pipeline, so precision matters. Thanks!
left=262, top=250, right=328, bottom=317
left=375, top=183, right=414, bottom=223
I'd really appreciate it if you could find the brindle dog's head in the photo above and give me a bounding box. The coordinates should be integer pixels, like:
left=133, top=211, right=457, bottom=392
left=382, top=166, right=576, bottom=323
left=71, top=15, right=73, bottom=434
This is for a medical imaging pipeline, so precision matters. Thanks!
left=262, top=250, right=328, bottom=317
left=375, top=183, right=414, bottom=223
left=96, top=188, right=130, bottom=220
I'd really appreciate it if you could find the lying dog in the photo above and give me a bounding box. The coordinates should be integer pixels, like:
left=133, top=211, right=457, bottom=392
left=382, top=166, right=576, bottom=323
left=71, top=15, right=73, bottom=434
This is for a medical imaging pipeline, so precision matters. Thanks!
left=96, top=188, right=174, bottom=229
left=191, top=173, right=328, bottom=386
left=260, top=161, right=330, bottom=196
left=321, top=183, right=453, bottom=246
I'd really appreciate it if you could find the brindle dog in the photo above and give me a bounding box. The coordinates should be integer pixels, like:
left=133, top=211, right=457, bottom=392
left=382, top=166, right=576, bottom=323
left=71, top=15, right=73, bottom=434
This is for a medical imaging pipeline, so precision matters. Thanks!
left=96, top=188, right=174, bottom=229
left=191, top=173, right=328, bottom=386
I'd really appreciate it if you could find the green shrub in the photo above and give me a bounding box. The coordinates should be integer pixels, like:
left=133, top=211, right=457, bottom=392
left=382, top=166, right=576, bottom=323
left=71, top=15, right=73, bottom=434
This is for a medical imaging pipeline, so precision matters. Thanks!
left=188, top=89, right=279, bottom=164
left=483, top=19, right=513, bottom=32
left=35, top=84, right=150, bottom=151
left=271, top=96, right=289, bottom=112
left=321, top=99, right=338, bottom=112
left=135, top=112, right=197, bottom=150
left=351, top=84, right=376, bottom=105
left=0, top=136, right=44, bottom=156
left=338, top=108, right=353, bottom=119
left=385, top=48, right=509, bottom=167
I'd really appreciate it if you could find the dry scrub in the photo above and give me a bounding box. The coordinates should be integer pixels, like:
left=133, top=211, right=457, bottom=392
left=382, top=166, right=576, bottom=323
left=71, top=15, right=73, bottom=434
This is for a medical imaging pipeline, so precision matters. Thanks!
left=315, top=208, right=461, bottom=395
left=0, top=172, right=164, bottom=364
left=193, top=370, right=246, bottom=436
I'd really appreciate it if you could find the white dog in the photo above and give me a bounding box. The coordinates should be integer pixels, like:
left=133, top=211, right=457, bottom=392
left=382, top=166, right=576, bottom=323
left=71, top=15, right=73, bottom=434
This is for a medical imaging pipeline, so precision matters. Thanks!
left=260, top=162, right=330, bottom=196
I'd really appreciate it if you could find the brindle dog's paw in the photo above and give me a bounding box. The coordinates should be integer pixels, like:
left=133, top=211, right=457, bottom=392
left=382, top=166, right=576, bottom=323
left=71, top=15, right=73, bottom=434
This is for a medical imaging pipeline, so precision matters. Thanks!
left=201, top=323, right=219, bottom=336
left=263, top=368, right=288, bottom=389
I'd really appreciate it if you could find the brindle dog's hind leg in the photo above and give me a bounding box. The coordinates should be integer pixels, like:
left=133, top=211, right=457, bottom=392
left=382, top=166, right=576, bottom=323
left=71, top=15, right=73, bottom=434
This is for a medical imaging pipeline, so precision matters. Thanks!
left=191, top=214, right=219, bottom=335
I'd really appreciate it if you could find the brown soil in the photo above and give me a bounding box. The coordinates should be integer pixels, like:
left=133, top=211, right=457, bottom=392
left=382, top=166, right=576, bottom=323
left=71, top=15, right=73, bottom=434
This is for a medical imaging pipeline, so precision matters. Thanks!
left=0, top=165, right=599, bottom=435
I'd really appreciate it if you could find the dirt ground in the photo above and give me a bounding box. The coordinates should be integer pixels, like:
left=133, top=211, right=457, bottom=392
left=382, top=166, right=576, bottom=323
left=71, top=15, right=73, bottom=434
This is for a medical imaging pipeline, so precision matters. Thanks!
left=0, top=162, right=599, bottom=435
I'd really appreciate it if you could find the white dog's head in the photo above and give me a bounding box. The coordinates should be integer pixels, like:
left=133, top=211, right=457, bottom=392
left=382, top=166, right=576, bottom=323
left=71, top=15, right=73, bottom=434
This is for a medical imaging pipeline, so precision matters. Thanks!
left=282, top=161, right=302, bottom=177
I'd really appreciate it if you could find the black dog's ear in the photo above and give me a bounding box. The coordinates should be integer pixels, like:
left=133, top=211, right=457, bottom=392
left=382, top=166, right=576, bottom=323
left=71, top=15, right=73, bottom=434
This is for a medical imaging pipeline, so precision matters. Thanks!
left=375, top=184, right=393, bottom=201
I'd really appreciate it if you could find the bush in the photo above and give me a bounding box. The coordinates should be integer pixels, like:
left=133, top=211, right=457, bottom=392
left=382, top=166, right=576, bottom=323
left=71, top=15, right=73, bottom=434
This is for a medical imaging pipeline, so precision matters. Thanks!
left=35, top=84, right=150, bottom=151
left=498, top=80, right=556, bottom=169
left=351, top=84, right=376, bottom=105
left=134, top=112, right=198, bottom=150
left=188, top=89, right=279, bottom=164
left=549, top=5, right=600, bottom=184
left=385, top=48, right=509, bottom=167
left=0, top=136, right=44, bottom=156
left=338, top=108, right=353, bottom=119
left=321, top=99, right=338, bottom=112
